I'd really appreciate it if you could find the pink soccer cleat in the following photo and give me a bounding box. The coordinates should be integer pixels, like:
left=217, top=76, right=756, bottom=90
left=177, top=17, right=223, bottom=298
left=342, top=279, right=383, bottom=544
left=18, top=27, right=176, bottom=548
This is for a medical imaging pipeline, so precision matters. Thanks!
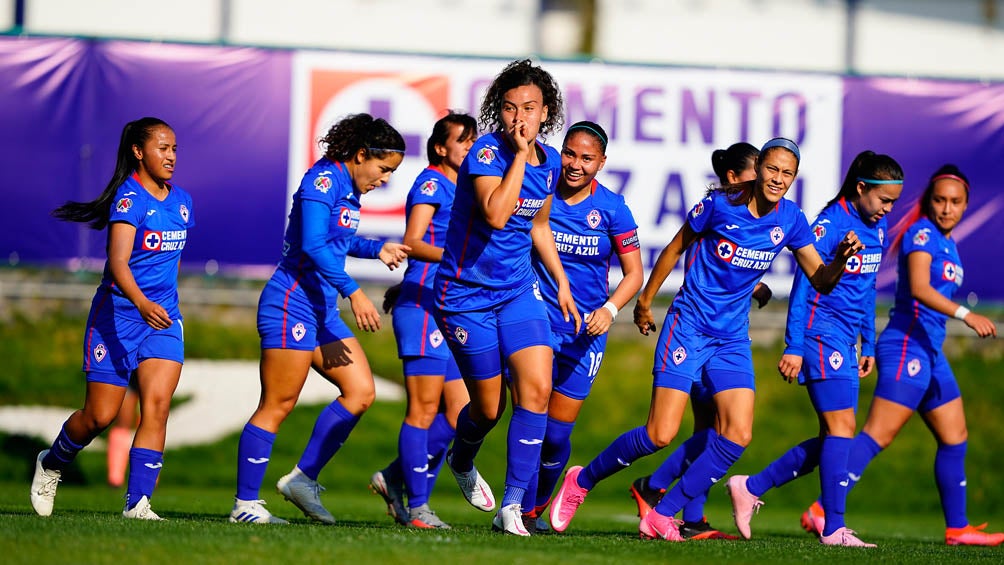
left=725, top=475, right=763, bottom=540
left=549, top=466, right=588, bottom=533
left=820, top=526, right=877, bottom=547
left=945, top=523, right=1004, bottom=546
left=800, top=500, right=826, bottom=537
left=638, top=510, right=685, bottom=542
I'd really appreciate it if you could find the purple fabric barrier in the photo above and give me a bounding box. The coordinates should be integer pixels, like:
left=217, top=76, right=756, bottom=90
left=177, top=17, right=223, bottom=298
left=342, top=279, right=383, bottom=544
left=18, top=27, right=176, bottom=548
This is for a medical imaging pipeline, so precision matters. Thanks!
left=0, top=37, right=292, bottom=271
left=843, top=77, right=1004, bottom=301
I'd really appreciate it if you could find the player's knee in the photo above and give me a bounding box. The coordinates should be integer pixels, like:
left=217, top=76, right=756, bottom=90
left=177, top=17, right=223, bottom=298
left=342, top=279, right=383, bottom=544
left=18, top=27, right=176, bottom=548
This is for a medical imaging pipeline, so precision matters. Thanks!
left=405, top=401, right=438, bottom=428
left=81, top=407, right=117, bottom=433
left=646, top=426, right=678, bottom=449
left=721, top=427, right=752, bottom=447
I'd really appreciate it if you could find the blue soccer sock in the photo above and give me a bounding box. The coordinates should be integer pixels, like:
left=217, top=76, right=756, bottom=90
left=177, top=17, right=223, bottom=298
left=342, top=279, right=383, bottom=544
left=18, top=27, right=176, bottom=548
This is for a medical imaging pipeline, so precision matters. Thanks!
left=934, top=441, right=968, bottom=529
left=535, top=417, right=575, bottom=508
left=42, top=423, right=88, bottom=471
left=844, top=431, right=882, bottom=496
left=425, top=413, right=454, bottom=495
left=580, top=426, right=659, bottom=491
left=235, top=423, right=276, bottom=501
left=650, top=428, right=714, bottom=491
left=297, top=400, right=359, bottom=480
left=746, top=437, right=822, bottom=497
left=449, top=404, right=495, bottom=473
left=819, top=435, right=852, bottom=536
left=398, top=422, right=430, bottom=508
left=656, top=434, right=745, bottom=516
left=502, top=406, right=547, bottom=508
left=125, top=447, right=162, bottom=509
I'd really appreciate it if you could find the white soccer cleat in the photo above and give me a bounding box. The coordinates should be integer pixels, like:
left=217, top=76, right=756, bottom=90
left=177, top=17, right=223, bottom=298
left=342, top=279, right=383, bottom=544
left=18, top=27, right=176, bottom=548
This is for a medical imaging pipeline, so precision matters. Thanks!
left=492, top=503, right=530, bottom=536
left=276, top=467, right=335, bottom=524
left=122, top=495, right=164, bottom=520
left=446, top=451, right=495, bottom=512
left=229, top=498, right=288, bottom=524
left=30, top=450, right=61, bottom=517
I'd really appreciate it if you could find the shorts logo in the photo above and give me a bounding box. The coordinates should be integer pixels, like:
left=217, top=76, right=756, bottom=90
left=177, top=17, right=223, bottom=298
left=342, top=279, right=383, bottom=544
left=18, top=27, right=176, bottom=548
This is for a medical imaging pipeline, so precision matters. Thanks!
left=907, top=358, right=921, bottom=377
left=477, top=147, right=495, bottom=165
left=844, top=255, right=862, bottom=274
left=313, top=175, right=332, bottom=193
left=116, top=198, right=133, bottom=213
left=93, top=343, right=107, bottom=363
left=420, top=180, right=437, bottom=196
left=912, top=228, right=930, bottom=246
left=179, top=204, right=189, bottom=223
left=691, top=201, right=704, bottom=218
left=672, top=346, right=687, bottom=365
left=338, top=207, right=352, bottom=228
left=812, top=224, right=826, bottom=241
left=715, top=239, right=736, bottom=261
left=454, top=327, right=468, bottom=345
left=828, top=350, right=844, bottom=370
left=587, top=209, right=601, bottom=229
left=143, top=231, right=163, bottom=251
left=770, top=226, right=785, bottom=245
left=292, top=323, right=306, bottom=342
left=429, top=329, right=443, bottom=348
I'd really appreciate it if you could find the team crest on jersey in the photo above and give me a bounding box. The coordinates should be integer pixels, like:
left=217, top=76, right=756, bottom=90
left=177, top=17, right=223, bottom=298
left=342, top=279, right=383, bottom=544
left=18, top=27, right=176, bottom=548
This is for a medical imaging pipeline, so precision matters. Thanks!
left=429, top=329, right=443, bottom=348
left=812, top=224, right=826, bottom=241
left=828, top=350, right=844, bottom=370
left=338, top=207, right=360, bottom=229
left=420, top=180, right=438, bottom=196
left=116, top=198, right=133, bottom=213
left=907, top=358, right=921, bottom=377
left=942, top=261, right=959, bottom=282
left=715, top=239, right=736, bottom=261
left=586, top=209, right=601, bottom=229
left=179, top=204, right=189, bottom=223
left=477, top=147, right=495, bottom=165
left=454, top=327, right=469, bottom=345
left=878, top=227, right=885, bottom=245
left=844, top=255, right=862, bottom=274
left=93, top=343, right=107, bottom=363
left=770, top=226, right=785, bottom=245
left=691, top=201, right=705, bottom=218
left=313, top=175, right=332, bottom=194
left=547, top=170, right=554, bottom=189
left=533, top=280, right=543, bottom=301
left=142, top=231, right=163, bottom=251
left=292, top=323, right=306, bottom=342
left=672, top=346, right=687, bottom=366
left=913, top=228, right=931, bottom=246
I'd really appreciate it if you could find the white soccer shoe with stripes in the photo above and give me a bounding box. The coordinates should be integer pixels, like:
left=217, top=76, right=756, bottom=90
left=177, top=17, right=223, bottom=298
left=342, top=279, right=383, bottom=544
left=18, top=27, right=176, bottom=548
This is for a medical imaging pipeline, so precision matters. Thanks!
left=230, top=498, right=288, bottom=524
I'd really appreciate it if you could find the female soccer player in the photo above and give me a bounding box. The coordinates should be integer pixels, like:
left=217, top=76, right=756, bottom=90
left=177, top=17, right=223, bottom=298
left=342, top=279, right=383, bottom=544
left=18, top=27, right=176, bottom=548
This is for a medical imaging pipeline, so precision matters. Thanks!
left=434, top=59, right=580, bottom=536
left=630, top=142, right=769, bottom=540
left=549, top=137, right=863, bottom=541
left=519, top=121, right=644, bottom=529
left=368, top=112, right=478, bottom=529
left=801, top=165, right=1002, bottom=547
left=726, top=151, right=904, bottom=547
left=30, top=117, right=194, bottom=520
left=229, top=114, right=410, bottom=525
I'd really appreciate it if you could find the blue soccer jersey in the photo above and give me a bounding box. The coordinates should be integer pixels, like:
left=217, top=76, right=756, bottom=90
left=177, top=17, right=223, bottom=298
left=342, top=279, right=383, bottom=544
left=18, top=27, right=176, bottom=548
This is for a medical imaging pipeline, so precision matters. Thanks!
left=785, top=197, right=888, bottom=360
left=675, top=191, right=814, bottom=338
left=885, top=217, right=964, bottom=350
left=396, top=165, right=456, bottom=311
left=98, top=174, right=195, bottom=322
left=278, top=159, right=383, bottom=301
left=534, top=179, right=639, bottom=333
left=435, top=132, right=561, bottom=312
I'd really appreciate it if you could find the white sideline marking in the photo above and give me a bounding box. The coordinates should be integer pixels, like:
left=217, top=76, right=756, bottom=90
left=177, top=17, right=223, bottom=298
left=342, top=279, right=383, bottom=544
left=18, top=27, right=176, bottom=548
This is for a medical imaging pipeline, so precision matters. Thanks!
left=0, top=360, right=403, bottom=448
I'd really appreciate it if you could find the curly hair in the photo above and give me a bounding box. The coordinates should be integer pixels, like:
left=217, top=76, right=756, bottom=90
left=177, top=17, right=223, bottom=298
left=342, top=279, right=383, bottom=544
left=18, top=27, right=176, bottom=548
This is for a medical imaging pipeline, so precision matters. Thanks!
left=319, top=113, right=405, bottom=162
left=479, top=59, right=563, bottom=138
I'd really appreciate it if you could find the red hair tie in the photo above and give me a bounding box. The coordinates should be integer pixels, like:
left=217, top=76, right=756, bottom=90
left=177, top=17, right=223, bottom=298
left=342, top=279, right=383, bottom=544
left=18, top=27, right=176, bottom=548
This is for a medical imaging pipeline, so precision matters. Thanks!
left=931, top=174, right=969, bottom=190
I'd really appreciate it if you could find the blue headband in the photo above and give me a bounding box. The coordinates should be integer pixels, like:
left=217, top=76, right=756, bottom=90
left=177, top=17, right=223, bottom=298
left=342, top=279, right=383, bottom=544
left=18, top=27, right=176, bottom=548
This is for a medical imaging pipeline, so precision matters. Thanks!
left=760, top=137, right=800, bottom=163
left=856, top=177, right=903, bottom=185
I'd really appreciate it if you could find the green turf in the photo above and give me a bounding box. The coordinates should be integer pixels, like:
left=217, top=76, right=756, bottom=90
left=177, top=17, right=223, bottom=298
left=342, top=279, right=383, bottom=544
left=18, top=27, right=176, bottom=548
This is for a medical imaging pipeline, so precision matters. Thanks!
left=2, top=305, right=1003, bottom=562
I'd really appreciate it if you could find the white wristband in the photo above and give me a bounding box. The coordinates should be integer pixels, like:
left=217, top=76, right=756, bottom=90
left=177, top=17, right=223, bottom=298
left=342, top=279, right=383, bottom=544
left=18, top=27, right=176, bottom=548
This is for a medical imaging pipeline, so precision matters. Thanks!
left=954, top=305, right=970, bottom=320
left=602, top=301, right=619, bottom=320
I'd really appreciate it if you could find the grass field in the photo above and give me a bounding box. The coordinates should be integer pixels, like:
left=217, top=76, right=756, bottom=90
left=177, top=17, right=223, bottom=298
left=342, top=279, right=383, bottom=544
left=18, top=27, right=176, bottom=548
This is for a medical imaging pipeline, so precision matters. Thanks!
left=1, top=300, right=1002, bottom=563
